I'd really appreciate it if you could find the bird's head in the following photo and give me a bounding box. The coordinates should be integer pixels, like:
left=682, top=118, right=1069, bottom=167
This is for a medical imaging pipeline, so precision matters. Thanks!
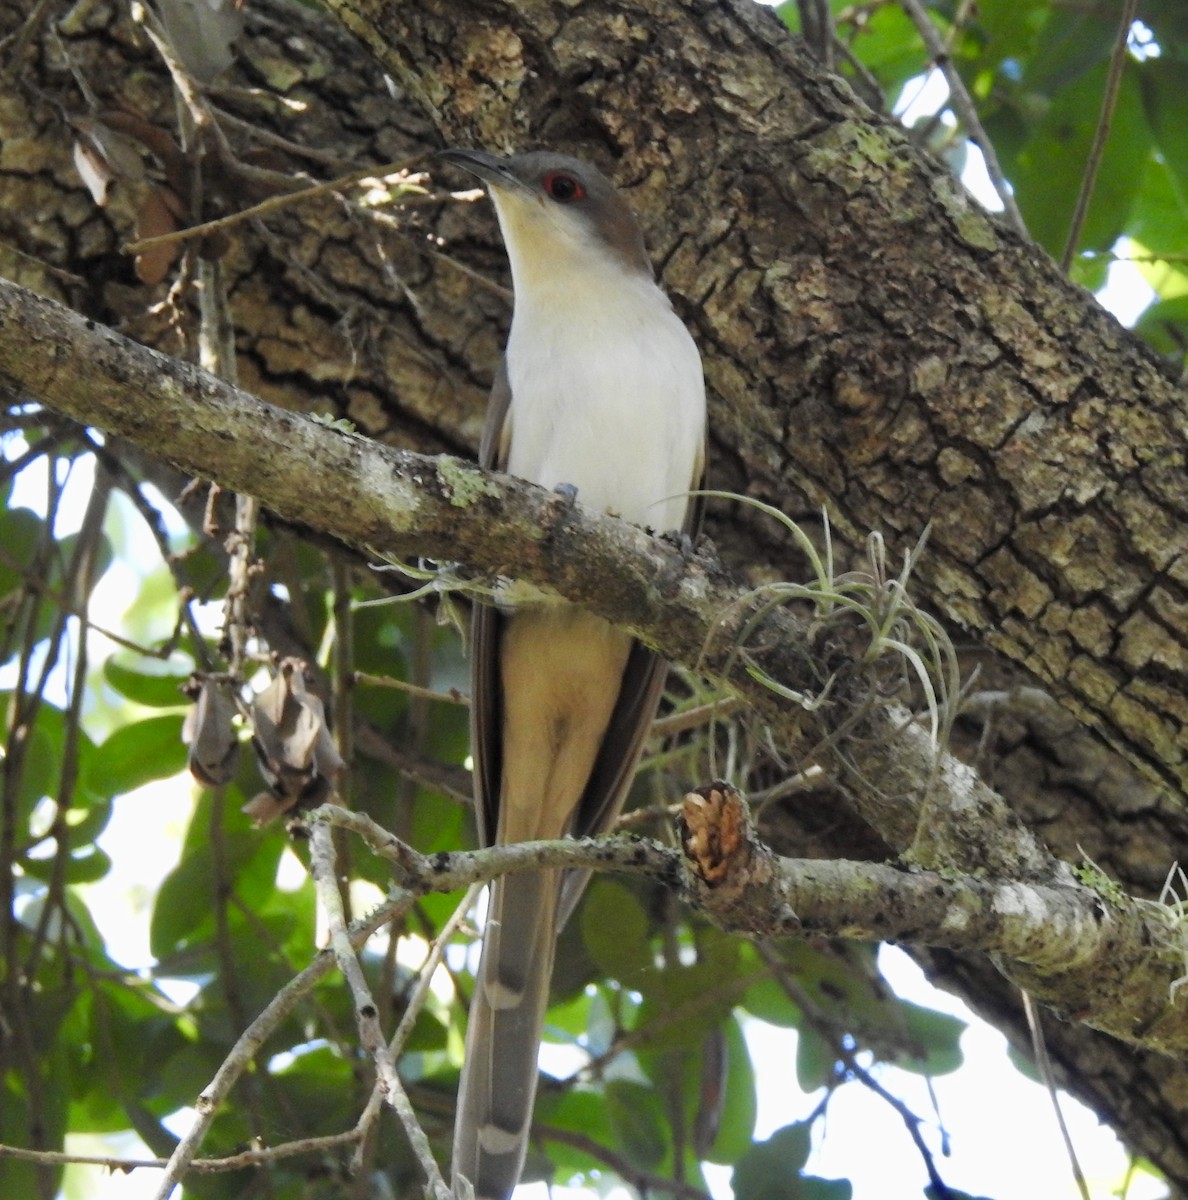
left=438, top=149, right=654, bottom=293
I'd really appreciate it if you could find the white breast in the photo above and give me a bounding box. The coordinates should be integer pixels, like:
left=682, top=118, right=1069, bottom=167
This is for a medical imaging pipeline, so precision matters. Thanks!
left=504, top=271, right=705, bottom=533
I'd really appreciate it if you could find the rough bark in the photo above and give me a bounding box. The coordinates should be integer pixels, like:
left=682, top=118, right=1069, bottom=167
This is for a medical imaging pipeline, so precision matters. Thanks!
left=337, top=0, right=1188, bottom=798
left=3, top=0, right=1188, bottom=1189
left=6, top=233, right=1188, bottom=1187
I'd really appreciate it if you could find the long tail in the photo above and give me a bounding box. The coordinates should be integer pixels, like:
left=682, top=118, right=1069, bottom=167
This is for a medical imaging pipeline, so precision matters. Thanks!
left=452, top=867, right=560, bottom=1200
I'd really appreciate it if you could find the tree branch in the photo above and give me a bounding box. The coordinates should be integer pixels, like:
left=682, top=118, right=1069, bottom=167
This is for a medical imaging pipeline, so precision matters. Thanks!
left=0, top=276, right=1052, bottom=881
left=311, top=796, right=1188, bottom=1058
left=11, top=277, right=1185, bottom=1060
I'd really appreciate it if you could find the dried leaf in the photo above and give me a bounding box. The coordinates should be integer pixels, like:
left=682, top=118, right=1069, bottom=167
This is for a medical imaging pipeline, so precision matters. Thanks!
left=241, top=792, right=293, bottom=824
left=182, top=675, right=241, bottom=786
left=155, top=0, right=246, bottom=82
left=72, top=117, right=147, bottom=191
left=99, top=111, right=187, bottom=194
left=134, top=186, right=184, bottom=285
left=72, top=140, right=115, bottom=206
left=246, top=658, right=344, bottom=823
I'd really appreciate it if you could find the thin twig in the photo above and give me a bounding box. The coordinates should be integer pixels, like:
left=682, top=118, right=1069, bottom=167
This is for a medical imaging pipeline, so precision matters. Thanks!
left=354, top=670, right=467, bottom=706
left=532, top=1119, right=714, bottom=1200
left=208, top=102, right=353, bottom=168
left=0, top=0, right=54, bottom=68
left=612, top=801, right=685, bottom=831
left=309, top=824, right=399, bottom=1085
left=361, top=203, right=514, bottom=302
left=756, top=942, right=956, bottom=1197
left=1022, top=991, right=1091, bottom=1200
left=830, top=34, right=884, bottom=110
left=310, top=823, right=452, bottom=1200
left=0, top=1132, right=362, bottom=1173
left=1059, top=0, right=1140, bottom=270
left=353, top=722, right=473, bottom=806
left=131, top=1, right=209, bottom=135
left=312, top=805, right=683, bottom=893
left=796, top=0, right=835, bottom=67
left=651, top=695, right=742, bottom=736
left=351, top=883, right=483, bottom=1167
left=150, top=893, right=414, bottom=1200
left=0, top=541, right=167, bottom=656
left=123, top=154, right=427, bottom=255
left=898, top=0, right=1027, bottom=237
left=749, top=764, right=826, bottom=810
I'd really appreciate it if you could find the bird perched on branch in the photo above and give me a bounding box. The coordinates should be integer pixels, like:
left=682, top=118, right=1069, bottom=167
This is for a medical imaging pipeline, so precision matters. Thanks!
left=438, top=148, right=707, bottom=1200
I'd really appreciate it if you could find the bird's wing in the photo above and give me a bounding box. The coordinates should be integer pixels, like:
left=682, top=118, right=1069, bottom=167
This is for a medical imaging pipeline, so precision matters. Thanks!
left=470, top=359, right=513, bottom=849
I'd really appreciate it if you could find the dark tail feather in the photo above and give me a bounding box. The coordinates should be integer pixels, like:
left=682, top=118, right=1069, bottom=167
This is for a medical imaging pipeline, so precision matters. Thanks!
left=452, top=868, right=560, bottom=1200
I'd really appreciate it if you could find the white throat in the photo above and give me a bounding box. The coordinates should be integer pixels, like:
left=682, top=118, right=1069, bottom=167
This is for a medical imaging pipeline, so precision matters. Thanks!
left=504, top=261, right=705, bottom=533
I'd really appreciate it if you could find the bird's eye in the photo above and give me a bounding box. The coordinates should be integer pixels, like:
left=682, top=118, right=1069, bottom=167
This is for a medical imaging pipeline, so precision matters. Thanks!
left=543, top=172, right=585, bottom=202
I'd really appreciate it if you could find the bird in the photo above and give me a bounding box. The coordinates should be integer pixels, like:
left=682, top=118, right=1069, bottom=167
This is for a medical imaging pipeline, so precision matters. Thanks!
left=437, top=148, right=707, bottom=1200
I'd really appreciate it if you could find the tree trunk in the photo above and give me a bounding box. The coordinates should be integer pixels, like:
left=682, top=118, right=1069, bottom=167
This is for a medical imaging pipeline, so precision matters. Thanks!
left=3, top=0, right=1187, bottom=1190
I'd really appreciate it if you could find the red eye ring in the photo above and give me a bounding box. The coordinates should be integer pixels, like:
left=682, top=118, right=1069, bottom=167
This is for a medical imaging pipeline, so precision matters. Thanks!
left=543, top=172, right=585, bottom=202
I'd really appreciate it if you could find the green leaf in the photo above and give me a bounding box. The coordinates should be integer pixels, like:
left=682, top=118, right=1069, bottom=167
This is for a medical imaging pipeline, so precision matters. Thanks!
left=117, top=559, right=199, bottom=646
left=21, top=844, right=111, bottom=884
left=221, top=816, right=287, bottom=913
left=150, top=843, right=217, bottom=958
left=853, top=5, right=927, bottom=96
left=1010, top=66, right=1151, bottom=256
left=1129, top=155, right=1188, bottom=292
left=799, top=1179, right=854, bottom=1200
left=894, top=1001, right=966, bottom=1076
left=534, top=1088, right=613, bottom=1178
left=741, top=973, right=803, bottom=1028
left=65, top=792, right=114, bottom=847
left=0, top=697, right=101, bottom=829
left=634, top=936, right=744, bottom=1056
left=270, top=1044, right=357, bottom=1133
left=151, top=802, right=295, bottom=971
left=1134, top=295, right=1188, bottom=356
left=1, top=1075, right=65, bottom=1198
left=705, top=1014, right=758, bottom=1164
left=73, top=982, right=183, bottom=1129
left=1020, top=9, right=1118, bottom=94
left=88, top=713, right=187, bottom=798
left=55, top=529, right=114, bottom=606
left=580, top=879, right=653, bottom=981
left=61, top=888, right=110, bottom=959
left=731, top=1122, right=812, bottom=1200
left=795, top=1024, right=836, bottom=1092
left=782, top=943, right=885, bottom=1025
left=409, top=781, right=467, bottom=856
left=0, top=506, right=46, bottom=604
left=401, top=1008, right=449, bottom=1052
left=1139, top=58, right=1188, bottom=205
left=545, top=984, right=594, bottom=1040
left=605, top=1079, right=668, bottom=1169
left=11, top=707, right=62, bottom=821
left=103, top=657, right=193, bottom=707
left=962, top=0, right=1049, bottom=72
left=1006, top=1040, right=1042, bottom=1084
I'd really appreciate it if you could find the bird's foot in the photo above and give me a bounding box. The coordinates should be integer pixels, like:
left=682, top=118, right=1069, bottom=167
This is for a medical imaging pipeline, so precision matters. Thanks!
left=661, top=527, right=698, bottom=561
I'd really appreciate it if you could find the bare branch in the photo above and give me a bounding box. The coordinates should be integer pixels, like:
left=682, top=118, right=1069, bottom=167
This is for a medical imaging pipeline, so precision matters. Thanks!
left=898, top=0, right=1027, bottom=237
left=150, top=891, right=417, bottom=1200
left=122, top=155, right=428, bottom=255
left=1059, top=0, right=1141, bottom=269
left=312, top=795, right=1188, bottom=1059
